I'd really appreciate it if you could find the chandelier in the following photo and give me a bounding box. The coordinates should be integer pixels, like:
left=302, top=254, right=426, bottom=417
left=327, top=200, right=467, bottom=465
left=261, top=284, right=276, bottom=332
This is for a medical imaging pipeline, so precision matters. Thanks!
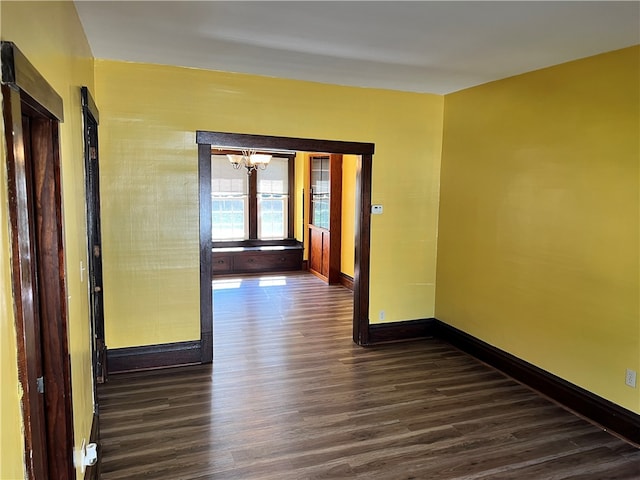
left=227, top=149, right=272, bottom=175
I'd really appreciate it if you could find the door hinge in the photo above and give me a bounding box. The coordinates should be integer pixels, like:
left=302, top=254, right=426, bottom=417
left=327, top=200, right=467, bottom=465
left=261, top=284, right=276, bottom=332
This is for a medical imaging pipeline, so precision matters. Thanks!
left=36, top=376, right=44, bottom=394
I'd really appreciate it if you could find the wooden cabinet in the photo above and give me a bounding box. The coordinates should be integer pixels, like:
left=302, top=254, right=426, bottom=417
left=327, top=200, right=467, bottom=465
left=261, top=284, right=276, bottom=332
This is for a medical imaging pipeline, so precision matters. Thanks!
left=234, top=250, right=301, bottom=272
left=309, top=226, right=330, bottom=278
left=212, top=245, right=303, bottom=276
left=211, top=255, right=233, bottom=274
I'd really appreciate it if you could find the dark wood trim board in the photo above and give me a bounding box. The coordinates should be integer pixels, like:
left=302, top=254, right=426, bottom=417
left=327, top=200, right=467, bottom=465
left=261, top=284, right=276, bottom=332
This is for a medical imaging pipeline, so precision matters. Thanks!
left=198, top=143, right=214, bottom=363
left=1, top=41, right=63, bottom=121
left=366, top=318, right=640, bottom=445
left=368, top=318, right=437, bottom=344
left=196, top=131, right=374, bottom=156
left=434, top=321, right=640, bottom=446
left=83, top=413, right=101, bottom=480
left=339, top=272, right=354, bottom=291
left=352, top=153, right=372, bottom=345
left=107, top=341, right=201, bottom=374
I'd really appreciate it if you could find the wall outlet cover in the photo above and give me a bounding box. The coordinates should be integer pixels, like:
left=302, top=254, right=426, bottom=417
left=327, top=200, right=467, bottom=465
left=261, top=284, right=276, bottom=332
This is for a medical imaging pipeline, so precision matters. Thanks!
left=625, top=369, right=637, bottom=388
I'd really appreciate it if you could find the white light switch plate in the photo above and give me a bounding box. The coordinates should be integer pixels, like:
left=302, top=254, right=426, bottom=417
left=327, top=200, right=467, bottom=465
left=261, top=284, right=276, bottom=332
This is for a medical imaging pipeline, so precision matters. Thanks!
left=371, top=205, right=383, bottom=214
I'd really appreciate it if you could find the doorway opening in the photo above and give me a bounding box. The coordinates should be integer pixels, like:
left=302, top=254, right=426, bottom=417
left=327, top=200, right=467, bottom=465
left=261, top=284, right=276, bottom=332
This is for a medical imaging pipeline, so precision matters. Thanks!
left=197, top=131, right=374, bottom=362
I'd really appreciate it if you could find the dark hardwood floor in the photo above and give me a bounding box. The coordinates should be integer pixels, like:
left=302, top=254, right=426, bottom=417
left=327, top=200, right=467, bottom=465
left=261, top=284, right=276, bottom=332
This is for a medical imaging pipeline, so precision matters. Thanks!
left=98, top=272, right=639, bottom=479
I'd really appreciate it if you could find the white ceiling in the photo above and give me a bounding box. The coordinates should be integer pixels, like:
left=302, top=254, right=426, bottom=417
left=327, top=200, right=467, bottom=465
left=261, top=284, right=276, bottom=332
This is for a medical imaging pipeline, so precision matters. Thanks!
left=74, top=1, right=639, bottom=94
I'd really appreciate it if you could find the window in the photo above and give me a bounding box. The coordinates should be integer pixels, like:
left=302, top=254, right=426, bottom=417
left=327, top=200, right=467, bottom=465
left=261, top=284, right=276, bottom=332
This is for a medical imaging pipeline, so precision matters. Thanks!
left=211, top=153, right=294, bottom=243
left=310, top=155, right=330, bottom=229
left=211, top=156, right=248, bottom=240
left=258, top=157, right=289, bottom=239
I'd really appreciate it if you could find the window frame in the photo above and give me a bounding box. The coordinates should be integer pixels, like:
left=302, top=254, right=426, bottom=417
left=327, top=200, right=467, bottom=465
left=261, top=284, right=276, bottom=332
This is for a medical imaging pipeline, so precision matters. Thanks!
left=257, top=194, right=289, bottom=240
left=211, top=151, right=295, bottom=247
left=211, top=194, right=249, bottom=241
left=309, top=155, right=331, bottom=230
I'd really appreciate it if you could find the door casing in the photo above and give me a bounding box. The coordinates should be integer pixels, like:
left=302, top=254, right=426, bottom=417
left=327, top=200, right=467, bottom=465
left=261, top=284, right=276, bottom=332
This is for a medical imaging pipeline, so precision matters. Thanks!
left=2, top=41, right=76, bottom=479
left=81, top=86, right=107, bottom=388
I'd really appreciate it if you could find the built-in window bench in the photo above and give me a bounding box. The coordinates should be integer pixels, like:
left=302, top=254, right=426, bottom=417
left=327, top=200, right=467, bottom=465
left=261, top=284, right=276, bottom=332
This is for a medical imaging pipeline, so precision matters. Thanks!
left=212, top=241, right=303, bottom=276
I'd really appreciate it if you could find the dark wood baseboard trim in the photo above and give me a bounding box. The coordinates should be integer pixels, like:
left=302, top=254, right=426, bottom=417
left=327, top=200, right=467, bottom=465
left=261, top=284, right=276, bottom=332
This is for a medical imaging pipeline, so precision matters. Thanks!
left=339, top=272, right=354, bottom=291
left=434, top=321, right=640, bottom=446
left=367, top=318, right=437, bottom=344
left=107, top=340, right=201, bottom=374
left=83, top=413, right=100, bottom=480
left=364, top=317, right=639, bottom=445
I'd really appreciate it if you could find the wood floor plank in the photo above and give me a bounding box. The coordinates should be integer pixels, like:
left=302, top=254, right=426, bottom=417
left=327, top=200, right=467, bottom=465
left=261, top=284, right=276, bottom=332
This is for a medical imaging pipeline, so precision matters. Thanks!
left=99, top=272, right=639, bottom=479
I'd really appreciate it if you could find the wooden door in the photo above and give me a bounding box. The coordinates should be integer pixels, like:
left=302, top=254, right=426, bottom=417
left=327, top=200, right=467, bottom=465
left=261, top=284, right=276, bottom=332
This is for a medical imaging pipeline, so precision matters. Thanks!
left=82, top=86, right=107, bottom=386
left=2, top=41, right=76, bottom=479
left=308, top=154, right=342, bottom=283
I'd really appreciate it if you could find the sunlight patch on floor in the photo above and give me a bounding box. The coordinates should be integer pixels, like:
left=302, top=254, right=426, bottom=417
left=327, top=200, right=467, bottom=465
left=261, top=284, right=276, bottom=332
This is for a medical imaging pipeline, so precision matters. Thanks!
left=212, top=278, right=243, bottom=290
left=258, top=276, right=287, bottom=287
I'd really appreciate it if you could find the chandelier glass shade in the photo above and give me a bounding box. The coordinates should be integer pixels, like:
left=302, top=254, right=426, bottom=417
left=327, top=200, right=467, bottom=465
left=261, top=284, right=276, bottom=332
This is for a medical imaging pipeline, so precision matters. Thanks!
left=227, top=149, right=272, bottom=175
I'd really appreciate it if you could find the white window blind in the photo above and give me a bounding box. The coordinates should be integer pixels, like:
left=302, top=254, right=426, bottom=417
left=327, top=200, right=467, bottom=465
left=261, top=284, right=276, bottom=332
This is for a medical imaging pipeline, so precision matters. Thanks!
left=211, top=155, right=248, bottom=240
left=257, top=157, right=289, bottom=239
left=257, top=157, right=288, bottom=194
left=211, top=155, right=248, bottom=195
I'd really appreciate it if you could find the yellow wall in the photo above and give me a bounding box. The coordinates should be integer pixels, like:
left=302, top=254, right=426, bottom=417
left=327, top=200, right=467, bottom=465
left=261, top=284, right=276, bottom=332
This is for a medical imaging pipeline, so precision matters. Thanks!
left=341, top=154, right=358, bottom=278
left=298, top=152, right=312, bottom=263
left=1, top=2, right=636, bottom=472
left=294, top=152, right=307, bottom=246
left=1, top=1, right=96, bottom=478
left=94, top=59, right=444, bottom=347
left=436, top=46, right=640, bottom=413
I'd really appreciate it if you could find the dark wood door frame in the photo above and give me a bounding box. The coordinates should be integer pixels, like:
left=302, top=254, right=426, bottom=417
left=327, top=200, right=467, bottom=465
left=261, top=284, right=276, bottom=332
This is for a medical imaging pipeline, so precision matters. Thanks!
left=81, top=86, right=107, bottom=389
left=2, top=42, right=76, bottom=479
left=197, top=131, right=374, bottom=361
